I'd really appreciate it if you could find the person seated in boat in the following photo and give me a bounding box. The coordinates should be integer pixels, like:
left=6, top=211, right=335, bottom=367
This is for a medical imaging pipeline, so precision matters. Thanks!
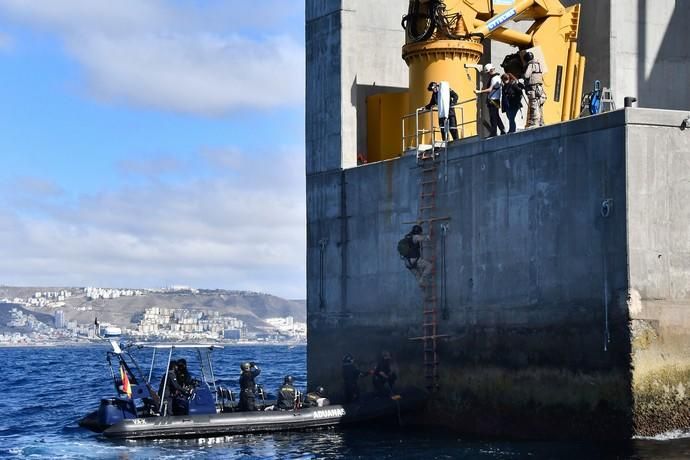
left=276, top=375, right=298, bottom=410
left=302, top=386, right=330, bottom=408
left=372, top=351, right=397, bottom=397
left=158, top=361, right=188, bottom=416
left=342, top=353, right=367, bottom=403
left=238, top=361, right=261, bottom=411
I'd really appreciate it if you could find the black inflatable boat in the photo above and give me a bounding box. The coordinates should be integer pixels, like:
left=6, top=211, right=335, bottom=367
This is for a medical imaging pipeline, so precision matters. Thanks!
left=78, top=342, right=426, bottom=439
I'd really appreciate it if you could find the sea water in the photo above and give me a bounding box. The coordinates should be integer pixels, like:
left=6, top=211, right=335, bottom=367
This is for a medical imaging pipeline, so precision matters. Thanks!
left=0, top=345, right=689, bottom=459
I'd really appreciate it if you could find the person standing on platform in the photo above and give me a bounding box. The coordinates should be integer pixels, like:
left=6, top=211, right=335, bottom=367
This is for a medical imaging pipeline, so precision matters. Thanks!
left=501, top=73, right=524, bottom=133
left=523, top=51, right=546, bottom=128
left=424, top=81, right=460, bottom=142
left=475, top=63, right=505, bottom=137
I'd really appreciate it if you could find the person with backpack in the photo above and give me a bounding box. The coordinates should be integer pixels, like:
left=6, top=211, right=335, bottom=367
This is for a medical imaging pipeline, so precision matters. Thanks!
left=398, top=224, right=432, bottom=289
left=474, top=64, right=506, bottom=138
left=501, top=73, right=524, bottom=133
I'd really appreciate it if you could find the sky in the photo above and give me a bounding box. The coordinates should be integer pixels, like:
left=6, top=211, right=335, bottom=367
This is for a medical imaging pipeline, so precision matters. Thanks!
left=0, top=0, right=307, bottom=299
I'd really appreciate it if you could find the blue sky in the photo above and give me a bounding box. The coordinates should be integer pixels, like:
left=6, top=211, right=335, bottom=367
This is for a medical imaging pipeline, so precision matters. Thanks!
left=0, top=0, right=307, bottom=299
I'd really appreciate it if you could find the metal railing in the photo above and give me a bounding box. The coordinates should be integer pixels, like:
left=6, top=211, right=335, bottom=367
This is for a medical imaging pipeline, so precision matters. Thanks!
left=401, top=97, right=478, bottom=161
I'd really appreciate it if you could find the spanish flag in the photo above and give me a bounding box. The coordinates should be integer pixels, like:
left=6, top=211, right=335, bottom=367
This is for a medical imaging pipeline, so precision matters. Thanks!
left=120, top=364, right=132, bottom=398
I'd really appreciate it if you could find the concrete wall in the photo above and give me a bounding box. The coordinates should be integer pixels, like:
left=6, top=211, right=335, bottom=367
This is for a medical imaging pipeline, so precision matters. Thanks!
left=306, top=0, right=408, bottom=174
left=625, top=109, right=690, bottom=435
left=306, top=1, right=343, bottom=175
left=308, top=109, right=646, bottom=439
left=307, top=108, right=690, bottom=438
left=611, top=0, right=690, bottom=110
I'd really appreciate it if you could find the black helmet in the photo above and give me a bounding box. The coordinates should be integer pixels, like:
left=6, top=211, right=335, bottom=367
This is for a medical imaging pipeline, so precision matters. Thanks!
left=240, top=362, right=251, bottom=371
left=427, top=81, right=438, bottom=91
left=524, top=51, right=534, bottom=62
left=342, top=353, right=354, bottom=364
left=177, top=358, right=187, bottom=367
left=283, top=375, right=294, bottom=385
left=315, top=386, right=326, bottom=396
left=411, top=224, right=423, bottom=235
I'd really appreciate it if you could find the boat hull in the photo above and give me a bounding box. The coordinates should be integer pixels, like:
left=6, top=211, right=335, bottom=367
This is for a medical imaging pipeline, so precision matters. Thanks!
left=100, top=391, right=425, bottom=439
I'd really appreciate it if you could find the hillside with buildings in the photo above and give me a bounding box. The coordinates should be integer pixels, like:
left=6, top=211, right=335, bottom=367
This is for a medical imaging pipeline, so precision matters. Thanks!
left=0, top=286, right=306, bottom=345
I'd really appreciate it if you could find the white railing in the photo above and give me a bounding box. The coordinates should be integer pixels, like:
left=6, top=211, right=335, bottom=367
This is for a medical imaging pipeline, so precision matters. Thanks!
left=401, top=98, right=477, bottom=161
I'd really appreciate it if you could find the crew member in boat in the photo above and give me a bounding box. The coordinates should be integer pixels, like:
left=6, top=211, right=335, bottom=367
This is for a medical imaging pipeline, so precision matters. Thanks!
left=276, top=375, right=298, bottom=410
left=175, top=358, right=195, bottom=415
left=342, top=353, right=367, bottom=403
left=158, top=361, right=189, bottom=416
left=302, top=386, right=330, bottom=408
left=238, top=361, right=261, bottom=411
left=176, top=358, right=194, bottom=387
left=372, top=351, right=397, bottom=397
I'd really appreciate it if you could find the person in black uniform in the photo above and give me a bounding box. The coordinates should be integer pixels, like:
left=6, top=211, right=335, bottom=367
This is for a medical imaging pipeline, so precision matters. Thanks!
left=158, top=361, right=187, bottom=416
left=238, top=361, right=261, bottom=411
left=342, top=353, right=366, bottom=403
left=372, top=351, right=397, bottom=397
left=424, top=81, right=459, bottom=141
left=176, top=358, right=193, bottom=386
left=303, top=386, right=330, bottom=408
left=175, top=358, right=194, bottom=415
left=276, top=375, right=297, bottom=410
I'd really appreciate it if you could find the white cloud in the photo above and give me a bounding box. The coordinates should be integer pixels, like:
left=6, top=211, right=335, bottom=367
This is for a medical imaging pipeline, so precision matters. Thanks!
left=0, top=0, right=305, bottom=115
left=0, top=147, right=307, bottom=299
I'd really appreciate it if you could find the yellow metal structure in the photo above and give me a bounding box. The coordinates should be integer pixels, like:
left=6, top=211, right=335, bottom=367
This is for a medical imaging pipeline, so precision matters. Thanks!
left=405, top=0, right=583, bottom=128
left=367, top=92, right=410, bottom=163
left=366, top=0, right=585, bottom=160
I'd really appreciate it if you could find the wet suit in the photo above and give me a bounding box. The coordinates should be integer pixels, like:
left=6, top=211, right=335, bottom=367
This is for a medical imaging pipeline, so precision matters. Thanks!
left=373, top=358, right=397, bottom=397
left=342, top=361, right=365, bottom=403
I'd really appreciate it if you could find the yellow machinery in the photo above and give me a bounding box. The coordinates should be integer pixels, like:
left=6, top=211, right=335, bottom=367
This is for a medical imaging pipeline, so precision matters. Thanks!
left=367, top=0, right=585, bottom=159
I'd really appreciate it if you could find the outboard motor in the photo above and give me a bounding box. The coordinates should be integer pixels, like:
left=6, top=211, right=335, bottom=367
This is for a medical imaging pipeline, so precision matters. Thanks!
left=96, top=398, right=137, bottom=428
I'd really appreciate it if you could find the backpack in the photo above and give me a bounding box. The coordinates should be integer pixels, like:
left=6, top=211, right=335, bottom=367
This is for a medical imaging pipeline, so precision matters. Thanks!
left=397, top=234, right=420, bottom=263
left=503, top=81, right=523, bottom=110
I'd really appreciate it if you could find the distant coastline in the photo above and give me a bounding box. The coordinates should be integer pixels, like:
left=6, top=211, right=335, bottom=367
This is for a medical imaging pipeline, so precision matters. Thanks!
left=0, top=340, right=307, bottom=348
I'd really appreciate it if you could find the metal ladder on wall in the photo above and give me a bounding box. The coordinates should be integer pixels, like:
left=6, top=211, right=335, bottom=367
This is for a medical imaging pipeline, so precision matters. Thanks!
left=415, top=149, right=442, bottom=392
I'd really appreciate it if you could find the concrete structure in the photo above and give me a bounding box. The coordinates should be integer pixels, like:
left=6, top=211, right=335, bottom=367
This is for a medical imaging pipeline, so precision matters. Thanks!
left=306, top=0, right=408, bottom=172
left=306, top=0, right=690, bottom=438
left=567, top=0, right=690, bottom=110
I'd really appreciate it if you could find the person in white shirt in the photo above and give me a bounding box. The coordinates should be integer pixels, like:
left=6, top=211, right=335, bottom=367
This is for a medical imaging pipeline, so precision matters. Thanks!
left=475, top=63, right=506, bottom=137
